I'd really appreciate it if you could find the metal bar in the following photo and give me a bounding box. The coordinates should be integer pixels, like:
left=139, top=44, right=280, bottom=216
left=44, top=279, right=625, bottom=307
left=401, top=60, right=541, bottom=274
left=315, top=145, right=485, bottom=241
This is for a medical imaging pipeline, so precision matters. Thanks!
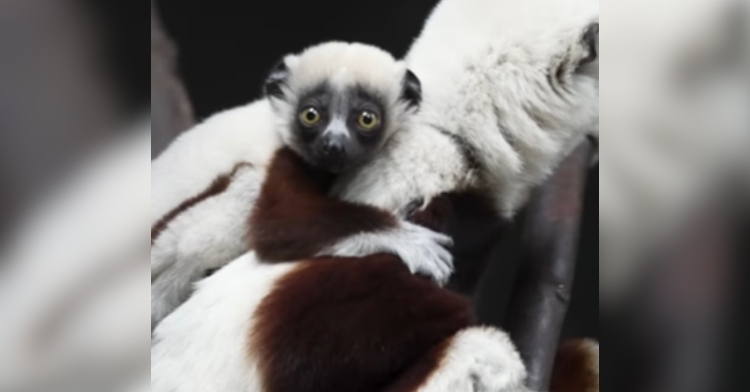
left=505, top=141, right=595, bottom=391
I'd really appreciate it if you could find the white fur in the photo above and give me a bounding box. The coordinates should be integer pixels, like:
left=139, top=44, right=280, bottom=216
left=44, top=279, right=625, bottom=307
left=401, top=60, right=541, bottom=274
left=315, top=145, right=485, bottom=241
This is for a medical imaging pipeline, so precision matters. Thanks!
left=151, top=99, right=281, bottom=224
left=278, top=42, right=408, bottom=107
left=331, top=121, right=473, bottom=214
left=151, top=253, right=296, bottom=392
left=416, top=327, right=530, bottom=392
left=151, top=165, right=264, bottom=327
left=151, top=109, right=276, bottom=326
left=321, top=220, right=454, bottom=285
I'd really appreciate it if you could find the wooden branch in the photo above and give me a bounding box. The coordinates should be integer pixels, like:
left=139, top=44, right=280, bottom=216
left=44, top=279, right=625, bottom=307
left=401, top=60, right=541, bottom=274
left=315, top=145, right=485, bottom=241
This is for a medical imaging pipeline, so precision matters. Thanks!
left=505, top=141, right=595, bottom=391
left=151, top=0, right=194, bottom=158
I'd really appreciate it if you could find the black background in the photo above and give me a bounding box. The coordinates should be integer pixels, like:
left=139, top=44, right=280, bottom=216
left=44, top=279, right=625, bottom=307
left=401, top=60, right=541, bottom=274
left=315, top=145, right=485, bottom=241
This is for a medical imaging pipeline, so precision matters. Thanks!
left=156, top=0, right=441, bottom=120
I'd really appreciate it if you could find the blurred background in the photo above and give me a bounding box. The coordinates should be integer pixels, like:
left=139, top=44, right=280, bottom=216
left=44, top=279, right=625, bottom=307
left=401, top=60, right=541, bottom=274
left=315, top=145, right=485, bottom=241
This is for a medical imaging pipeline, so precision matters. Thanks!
left=0, top=0, right=146, bottom=240
left=0, top=0, right=746, bottom=391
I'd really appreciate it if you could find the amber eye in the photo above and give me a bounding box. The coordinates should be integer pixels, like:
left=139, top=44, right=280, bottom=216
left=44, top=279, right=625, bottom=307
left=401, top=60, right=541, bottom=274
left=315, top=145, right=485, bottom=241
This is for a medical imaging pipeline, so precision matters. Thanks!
left=299, top=107, right=321, bottom=127
left=357, top=111, right=379, bottom=130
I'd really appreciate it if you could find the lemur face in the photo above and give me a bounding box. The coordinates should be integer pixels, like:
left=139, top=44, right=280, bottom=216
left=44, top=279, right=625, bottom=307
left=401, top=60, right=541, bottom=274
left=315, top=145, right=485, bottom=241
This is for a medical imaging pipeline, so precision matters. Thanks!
left=291, top=84, right=388, bottom=173
left=263, top=42, right=422, bottom=174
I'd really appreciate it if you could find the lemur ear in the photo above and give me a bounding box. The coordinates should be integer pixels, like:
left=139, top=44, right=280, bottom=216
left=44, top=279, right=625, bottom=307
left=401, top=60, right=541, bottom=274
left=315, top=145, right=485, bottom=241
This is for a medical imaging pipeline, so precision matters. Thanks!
left=264, top=60, right=290, bottom=100
left=400, top=69, right=422, bottom=109
left=580, top=22, right=599, bottom=66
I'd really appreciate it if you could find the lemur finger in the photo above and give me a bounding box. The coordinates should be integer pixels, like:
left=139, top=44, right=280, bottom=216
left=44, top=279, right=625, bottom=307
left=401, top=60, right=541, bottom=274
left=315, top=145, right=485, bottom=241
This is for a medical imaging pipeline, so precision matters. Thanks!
left=433, top=232, right=454, bottom=248
left=430, top=248, right=454, bottom=285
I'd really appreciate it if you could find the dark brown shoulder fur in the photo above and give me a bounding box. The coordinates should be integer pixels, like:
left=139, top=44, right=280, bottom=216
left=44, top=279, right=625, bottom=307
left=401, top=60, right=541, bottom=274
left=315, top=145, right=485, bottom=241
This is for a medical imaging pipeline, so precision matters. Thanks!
left=250, top=253, right=473, bottom=392
left=248, top=147, right=398, bottom=261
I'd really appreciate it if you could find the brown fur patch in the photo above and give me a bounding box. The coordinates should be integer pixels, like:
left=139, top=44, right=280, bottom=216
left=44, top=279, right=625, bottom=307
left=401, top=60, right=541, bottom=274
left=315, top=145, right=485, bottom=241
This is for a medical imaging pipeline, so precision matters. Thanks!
left=250, top=254, right=473, bottom=392
left=151, top=162, right=252, bottom=245
left=550, top=340, right=600, bottom=392
left=249, top=147, right=398, bottom=261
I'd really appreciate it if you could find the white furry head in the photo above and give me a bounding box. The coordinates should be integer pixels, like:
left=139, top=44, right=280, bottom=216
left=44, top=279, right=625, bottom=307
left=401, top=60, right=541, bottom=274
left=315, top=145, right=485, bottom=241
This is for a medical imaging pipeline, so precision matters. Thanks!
left=264, top=42, right=422, bottom=173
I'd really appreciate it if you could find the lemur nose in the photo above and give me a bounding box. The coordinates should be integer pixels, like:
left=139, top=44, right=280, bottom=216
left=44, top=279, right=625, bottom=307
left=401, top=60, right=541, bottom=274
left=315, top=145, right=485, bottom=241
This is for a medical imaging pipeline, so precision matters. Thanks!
left=321, top=137, right=345, bottom=158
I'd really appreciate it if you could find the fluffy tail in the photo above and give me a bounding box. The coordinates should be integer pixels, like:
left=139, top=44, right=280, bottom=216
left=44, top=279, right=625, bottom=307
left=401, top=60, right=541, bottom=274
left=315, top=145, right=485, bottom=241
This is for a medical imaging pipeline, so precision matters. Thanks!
left=550, top=339, right=600, bottom=392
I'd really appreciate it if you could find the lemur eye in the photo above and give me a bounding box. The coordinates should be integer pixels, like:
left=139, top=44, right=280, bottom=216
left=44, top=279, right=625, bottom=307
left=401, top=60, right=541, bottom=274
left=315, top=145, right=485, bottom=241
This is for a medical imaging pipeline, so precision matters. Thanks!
left=299, top=107, right=321, bottom=127
left=357, top=111, right=379, bottom=130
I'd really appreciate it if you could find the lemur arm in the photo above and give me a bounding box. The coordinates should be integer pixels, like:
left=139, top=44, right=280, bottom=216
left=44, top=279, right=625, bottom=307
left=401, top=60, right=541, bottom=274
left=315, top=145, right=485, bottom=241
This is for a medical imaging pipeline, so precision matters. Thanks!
left=248, top=147, right=454, bottom=285
left=249, top=147, right=399, bottom=262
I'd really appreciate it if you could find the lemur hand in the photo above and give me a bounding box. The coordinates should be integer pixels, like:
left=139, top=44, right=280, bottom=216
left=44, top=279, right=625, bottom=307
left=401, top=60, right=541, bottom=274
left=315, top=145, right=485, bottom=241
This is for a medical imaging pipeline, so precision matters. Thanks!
left=321, top=220, right=454, bottom=286
left=389, top=221, right=455, bottom=285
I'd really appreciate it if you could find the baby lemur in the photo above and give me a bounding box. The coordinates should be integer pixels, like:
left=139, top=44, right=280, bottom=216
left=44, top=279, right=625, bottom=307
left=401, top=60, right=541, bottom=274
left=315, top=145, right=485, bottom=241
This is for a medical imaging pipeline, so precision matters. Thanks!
left=250, top=42, right=453, bottom=277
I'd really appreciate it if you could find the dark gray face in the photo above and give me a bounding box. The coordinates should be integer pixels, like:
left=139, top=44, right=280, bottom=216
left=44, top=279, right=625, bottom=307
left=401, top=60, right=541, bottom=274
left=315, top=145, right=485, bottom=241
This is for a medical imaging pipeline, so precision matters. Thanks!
left=290, top=84, right=388, bottom=173
left=264, top=59, right=422, bottom=173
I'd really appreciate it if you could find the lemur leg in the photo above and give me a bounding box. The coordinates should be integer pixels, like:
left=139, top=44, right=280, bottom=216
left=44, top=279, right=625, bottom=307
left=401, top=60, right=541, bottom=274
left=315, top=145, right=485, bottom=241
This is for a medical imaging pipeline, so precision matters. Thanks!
left=385, top=327, right=531, bottom=392
left=249, top=147, right=454, bottom=284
